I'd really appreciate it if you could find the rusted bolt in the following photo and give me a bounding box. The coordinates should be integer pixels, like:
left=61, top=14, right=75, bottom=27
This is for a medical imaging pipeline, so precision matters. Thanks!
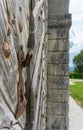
left=18, top=20, right=23, bottom=33
left=2, top=42, right=11, bottom=60
left=7, top=26, right=11, bottom=36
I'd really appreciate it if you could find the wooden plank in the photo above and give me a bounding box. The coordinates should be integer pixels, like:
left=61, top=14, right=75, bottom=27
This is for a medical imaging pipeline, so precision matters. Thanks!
left=33, top=0, right=44, bottom=18
left=32, top=66, right=42, bottom=130
left=31, top=15, right=45, bottom=92
left=0, top=0, right=30, bottom=129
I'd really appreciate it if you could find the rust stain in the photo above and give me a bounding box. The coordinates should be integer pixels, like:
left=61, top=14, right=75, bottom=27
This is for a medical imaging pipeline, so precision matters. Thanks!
left=15, top=46, right=32, bottom=119
left=16, top=99, right=27, bottom=119
left=7, top=26, right=11, bottom=36
left=18, top=20, right=23, bottom=33
left=2, top=42, right=11, bottom=60
left=15, top=78, right=27, bottom=119
left=6, top=0, right=11, bottom=25
left=18, top=46, right=25, bottom=63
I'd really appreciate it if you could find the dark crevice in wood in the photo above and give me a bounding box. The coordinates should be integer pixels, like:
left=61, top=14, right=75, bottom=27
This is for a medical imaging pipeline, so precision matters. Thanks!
left=24, top=67, right=31, bottom=130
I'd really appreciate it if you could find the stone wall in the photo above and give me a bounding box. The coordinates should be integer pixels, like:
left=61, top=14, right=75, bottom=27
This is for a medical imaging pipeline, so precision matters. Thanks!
left=46, top=0, right=71, bottom=130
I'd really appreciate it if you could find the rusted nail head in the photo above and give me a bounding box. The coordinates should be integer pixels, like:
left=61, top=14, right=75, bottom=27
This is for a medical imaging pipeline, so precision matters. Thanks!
left=15, top=98, right=27, bottom=119
left=18, top=20, right=23, bottom=33
left=2, top=42, right=11, bottom=59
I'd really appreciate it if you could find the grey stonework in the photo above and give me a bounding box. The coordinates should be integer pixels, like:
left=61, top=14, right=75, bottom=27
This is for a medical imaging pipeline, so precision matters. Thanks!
left=48, top=52, right=69, bottom=64
left=48, top=14, right=71, bottom=28
left=48, top=39, right=69, bottom=52
left=47, top=116, right=69, bottom=130
left=47, top=0, right=71, bottom=129
left=48, top=64, right=69, bottom=76
left=48, top=0, right=69, bottom=15
left=47, top=102, right=68, bottom=115
left=48, top=76, right=69, bottom=90
left=48, top=28, right=69, bottom=39
left=47, top=89, right=69, bottom=102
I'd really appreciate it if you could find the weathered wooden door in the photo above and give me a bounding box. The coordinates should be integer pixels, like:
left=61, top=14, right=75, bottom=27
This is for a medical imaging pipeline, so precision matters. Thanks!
left=0, top=0, right=48, bottom=130
left=0, top=0, right=31, bottom=129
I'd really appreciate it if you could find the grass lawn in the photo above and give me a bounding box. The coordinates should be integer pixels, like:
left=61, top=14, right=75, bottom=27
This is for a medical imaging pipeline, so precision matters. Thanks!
left=70, top=82, right=83, bottom=108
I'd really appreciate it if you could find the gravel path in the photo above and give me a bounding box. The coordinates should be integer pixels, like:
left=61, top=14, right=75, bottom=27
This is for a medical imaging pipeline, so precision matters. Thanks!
left=69, top=96, right=83, bottom=130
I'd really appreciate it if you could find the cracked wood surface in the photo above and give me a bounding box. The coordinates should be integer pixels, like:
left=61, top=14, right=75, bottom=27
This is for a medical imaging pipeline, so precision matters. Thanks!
left=0, top=0, right=30, bottom=129
left=0, top=0, right=48, bottom=130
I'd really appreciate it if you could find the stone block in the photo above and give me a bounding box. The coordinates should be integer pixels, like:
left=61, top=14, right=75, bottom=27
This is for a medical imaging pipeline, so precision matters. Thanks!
left=48, top=28, right=69, bottom=39
left=48, top=40, right=59, bottom=51
left=48, top=0, right=69, bottom=15
left=48, top=52, right=69, bottom=64
left=47, top=89, right=69, bottom=102
left=48, top=14, right=71, bottom=28
left=48, top=64, right=69, bottom=76
left=46, top=115, right=69, bottom=130
left=47, top=76, right=69, bottom=89
left=48, top=39, right=69, bottom=52
left=47, top=102, right=68, bottom=116
left=59, top=39, right=69, bottom=51
left=48, top=14, right=71, bottom=22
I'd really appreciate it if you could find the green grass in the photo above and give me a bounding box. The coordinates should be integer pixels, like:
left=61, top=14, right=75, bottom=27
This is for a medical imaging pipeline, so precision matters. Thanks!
left=70, top=82, right=83, bottom=108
